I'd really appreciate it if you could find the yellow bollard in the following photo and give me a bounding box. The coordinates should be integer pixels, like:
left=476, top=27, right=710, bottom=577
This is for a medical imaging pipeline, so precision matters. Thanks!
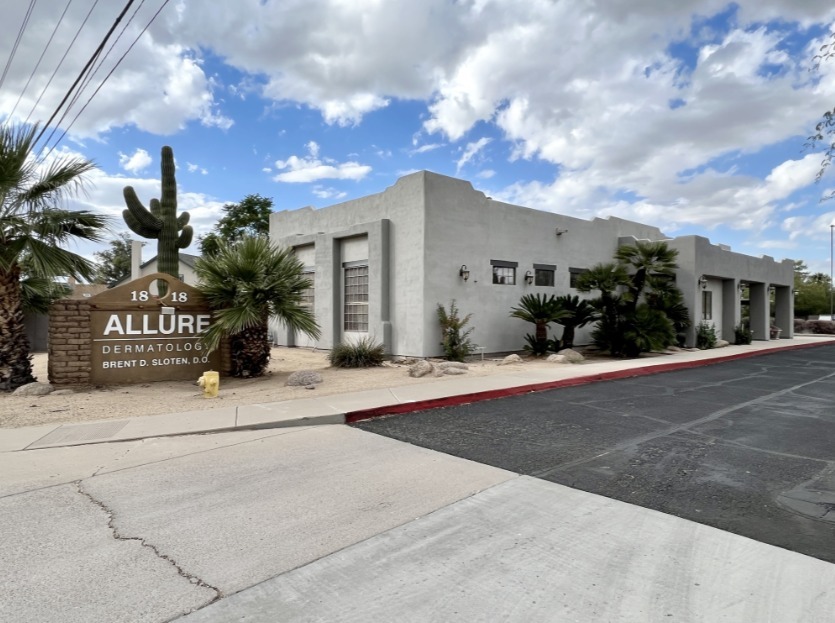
left=197, top=370, right=220, bottom=398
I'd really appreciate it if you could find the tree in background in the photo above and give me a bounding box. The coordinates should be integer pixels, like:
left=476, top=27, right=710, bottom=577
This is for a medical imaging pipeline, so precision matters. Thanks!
left=94, top=232, right=132, bottom=286
left=200, top=194, right=273, bottom=257
left=793, top=260, right=832, bottom=318
left=195, top=236, right=319, bottom=378
left=809, top=32, right=835, bottom=199
left=0, top=124, right=107, bottom=391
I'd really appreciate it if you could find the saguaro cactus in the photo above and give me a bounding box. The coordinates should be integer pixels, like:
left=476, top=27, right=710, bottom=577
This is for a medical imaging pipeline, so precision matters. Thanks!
left=122, top=146, right=193, bottom=292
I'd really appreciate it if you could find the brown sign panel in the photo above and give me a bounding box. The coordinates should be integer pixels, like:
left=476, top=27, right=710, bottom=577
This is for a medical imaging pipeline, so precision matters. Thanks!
left=88, top=273, right=220, bottom=384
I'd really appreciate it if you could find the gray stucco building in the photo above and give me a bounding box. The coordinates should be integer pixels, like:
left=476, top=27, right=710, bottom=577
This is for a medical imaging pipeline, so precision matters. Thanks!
left=270, top=171, right=794, bottom=356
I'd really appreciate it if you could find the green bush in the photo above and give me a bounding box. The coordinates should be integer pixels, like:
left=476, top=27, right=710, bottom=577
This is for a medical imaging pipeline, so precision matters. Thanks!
left=437, top=300, right=476, bottom=361
left=328, top=337, right=385, bottom=368
left=695, top=322, right=717, bottom=349
left=733, top=323, right=753, bottom=345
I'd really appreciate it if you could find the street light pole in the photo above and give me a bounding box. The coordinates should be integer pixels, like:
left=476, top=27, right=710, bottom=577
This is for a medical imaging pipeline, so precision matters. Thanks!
left=831, top=224, right=834, bottom=319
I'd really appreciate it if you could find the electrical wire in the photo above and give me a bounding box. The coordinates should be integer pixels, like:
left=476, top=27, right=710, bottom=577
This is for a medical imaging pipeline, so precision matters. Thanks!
left=8, top=0, right=75, bottom=121
left=24, top=0, right=101, bottom=126
left=0, top=0, right=38, bottom=93
left=34, top=0, right=137, bottom=146
left=56, top=0, right=147, bottom=133
left=45, top=0, right=171, bottom=155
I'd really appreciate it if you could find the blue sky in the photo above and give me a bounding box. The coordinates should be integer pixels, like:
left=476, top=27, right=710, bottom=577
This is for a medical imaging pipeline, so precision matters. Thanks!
left=2, top=0, right=835, bottom=274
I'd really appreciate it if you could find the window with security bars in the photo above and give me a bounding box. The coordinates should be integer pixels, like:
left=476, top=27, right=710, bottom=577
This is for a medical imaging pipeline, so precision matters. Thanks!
left=344, top=265, right=369, bottom=331
left=299, top=272, right=315, bottom=309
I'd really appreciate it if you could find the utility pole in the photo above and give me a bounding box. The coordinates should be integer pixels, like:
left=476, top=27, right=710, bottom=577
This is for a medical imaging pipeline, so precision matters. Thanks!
left=831, top=224, right=834, bottom=319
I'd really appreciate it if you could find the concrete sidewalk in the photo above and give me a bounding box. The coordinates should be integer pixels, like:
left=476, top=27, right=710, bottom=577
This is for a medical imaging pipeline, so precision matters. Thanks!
left=3, top=336, right=833, bottom=453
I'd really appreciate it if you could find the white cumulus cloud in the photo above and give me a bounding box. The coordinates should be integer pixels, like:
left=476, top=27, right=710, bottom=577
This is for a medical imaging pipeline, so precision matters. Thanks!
left=273, top=142, right=371, bottom=183
left=118, top=149, right=152, bottom=174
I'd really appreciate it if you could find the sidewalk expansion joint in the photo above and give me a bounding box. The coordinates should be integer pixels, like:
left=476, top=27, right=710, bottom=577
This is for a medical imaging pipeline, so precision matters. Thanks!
left=74, top=480, right=222, bottom=603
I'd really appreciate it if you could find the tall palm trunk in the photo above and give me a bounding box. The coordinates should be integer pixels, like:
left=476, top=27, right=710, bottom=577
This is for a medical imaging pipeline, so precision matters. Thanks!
left=0, top=266, right=36, bottom=390
left=229, top=317, right=270, bottom=377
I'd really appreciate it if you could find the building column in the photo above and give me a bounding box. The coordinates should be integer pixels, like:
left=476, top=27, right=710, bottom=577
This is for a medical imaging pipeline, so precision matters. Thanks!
left=749, top=282, right=769, bottom=341
left=773, top=285, right=792, bottom=339
left=722, top=279, right=740, bottom=342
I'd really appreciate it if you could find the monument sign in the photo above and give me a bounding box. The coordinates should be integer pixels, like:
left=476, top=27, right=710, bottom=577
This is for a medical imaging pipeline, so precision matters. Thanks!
left=88, top=273, right=220, bottom=384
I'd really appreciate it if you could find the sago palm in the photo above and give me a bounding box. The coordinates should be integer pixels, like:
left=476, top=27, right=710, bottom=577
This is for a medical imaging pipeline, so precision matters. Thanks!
left=553, top=294, right=598, bottom=349
left=195, top=236, right=321, bottom=378
left=0, top=123, right=105, bottom=391
left=510, top=293, right=569, bottom=355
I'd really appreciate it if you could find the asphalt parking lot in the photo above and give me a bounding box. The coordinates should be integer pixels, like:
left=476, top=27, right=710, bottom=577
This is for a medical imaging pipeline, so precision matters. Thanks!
left=355, top=344, right=835, bottom=562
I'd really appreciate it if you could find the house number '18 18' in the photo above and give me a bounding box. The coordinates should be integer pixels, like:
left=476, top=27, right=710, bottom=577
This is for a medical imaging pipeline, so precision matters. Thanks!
left=130, top=290, right=189, bottom=303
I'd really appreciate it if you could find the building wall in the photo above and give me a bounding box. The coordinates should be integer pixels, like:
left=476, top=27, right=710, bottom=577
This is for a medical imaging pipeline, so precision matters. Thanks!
left=135, top=260, right=198, bottom=286
left=421, top=173, right=667, bottom=355
left=271, top=172, right=427, bottom=355
left=268, top=170, right=795, bottom=356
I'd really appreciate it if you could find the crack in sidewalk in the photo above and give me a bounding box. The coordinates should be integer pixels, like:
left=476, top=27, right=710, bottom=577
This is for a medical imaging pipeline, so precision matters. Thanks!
left=74, top=480, right=222, bottom=604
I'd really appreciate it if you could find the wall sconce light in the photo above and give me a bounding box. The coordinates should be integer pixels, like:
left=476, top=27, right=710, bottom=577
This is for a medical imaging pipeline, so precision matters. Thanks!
left=459, top=265, right=470, bottom=282
left=769, top=286, right=776, bottom=296
left=792, top=289, right=799, bottom=296
left=698, top=275, right=708, bottom=289
left=524, top=270, right=534, bottom=285
left=738, top=282, right=746, bottom=292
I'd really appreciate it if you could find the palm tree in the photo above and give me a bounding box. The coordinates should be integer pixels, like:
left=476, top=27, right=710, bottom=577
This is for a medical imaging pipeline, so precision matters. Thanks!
left=510, top=293, right=570, bottom=355
left=615, top=240, right=679, bottom=312
left=553, top=294, right=598, bottom=349
left=0, top=124, right=105, bottom=391
left=194, top=235, right=321, bottom=378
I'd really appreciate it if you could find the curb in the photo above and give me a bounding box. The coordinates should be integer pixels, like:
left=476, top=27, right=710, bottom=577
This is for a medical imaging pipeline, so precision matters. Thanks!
left=345, top=340, right=831, bottom=424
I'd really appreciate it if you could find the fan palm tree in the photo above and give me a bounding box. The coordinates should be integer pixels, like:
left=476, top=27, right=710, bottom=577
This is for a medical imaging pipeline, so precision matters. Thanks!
left=553, top=294, right=598, bottom=349
left=0, top=123, right=105, bottom=391
left=194, top=235, right=321, bottom=378
left=615, top=240, right=679, bottom=311
left=510, top=293, right=570, bottom=355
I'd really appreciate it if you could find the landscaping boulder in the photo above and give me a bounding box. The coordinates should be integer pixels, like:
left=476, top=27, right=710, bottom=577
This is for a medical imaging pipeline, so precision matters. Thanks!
left=498, top=354, right=523, bottom=365
left=715, top=339, right=730, bottom=348
left=285, top=370, right=323, bottom=387
left=442, top=366, right=467, bottom=375
left=547, top=354, right=567, bottom=363
left=50, top=389, right=74, bottom=396
left=12, top=382, right=54, bottom=396
left=558, top=349, right=585, bottom=363
left=438, top=362, right=468, bottom=371
left=408, top=360, right=436, bottom=378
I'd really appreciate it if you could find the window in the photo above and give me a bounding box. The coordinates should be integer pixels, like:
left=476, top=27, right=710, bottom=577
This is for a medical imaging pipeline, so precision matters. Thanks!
left=534, top=263, right=555, bottom=287
left=491, top=260, right=518, bottom=285
left=702, top=290, right=713, bottom=320
left=569, top=267, right=588, bottom=288
left=300, top=270, right=315, bottom=309
left=344, top=265, right=368, bottom=331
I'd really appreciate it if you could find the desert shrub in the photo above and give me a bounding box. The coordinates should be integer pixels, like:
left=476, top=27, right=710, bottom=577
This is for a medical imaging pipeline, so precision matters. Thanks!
left=794, top=319, right=805, bottom=333
left=734, top=323, right=753, bottom=345
left=695, top=322, right=717, bottom=349
left=328, top=337, right=385, bottom=368
left=437, top=300, right=476, bottom=361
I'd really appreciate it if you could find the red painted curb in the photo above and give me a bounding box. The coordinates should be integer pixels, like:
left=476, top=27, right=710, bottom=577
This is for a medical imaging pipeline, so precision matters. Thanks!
left=345, top=340, right=832, bottom=424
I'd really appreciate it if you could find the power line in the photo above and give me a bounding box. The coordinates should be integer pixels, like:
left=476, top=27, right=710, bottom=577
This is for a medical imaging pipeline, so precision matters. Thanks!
left=8, top=0, right=75, bottom=121
left=34, top=0, right=137, bottom=146
left=24, top=0, right=101, bottom=126
left=56, top=0, right=147, bottom=133
left=46, top=0, right=172, bottom=155
left=0, top=0, right=38, bottom=93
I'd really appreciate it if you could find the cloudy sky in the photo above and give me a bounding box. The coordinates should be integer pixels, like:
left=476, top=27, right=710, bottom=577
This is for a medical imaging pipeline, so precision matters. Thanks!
left=2, top=0, right=835, bottom=273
